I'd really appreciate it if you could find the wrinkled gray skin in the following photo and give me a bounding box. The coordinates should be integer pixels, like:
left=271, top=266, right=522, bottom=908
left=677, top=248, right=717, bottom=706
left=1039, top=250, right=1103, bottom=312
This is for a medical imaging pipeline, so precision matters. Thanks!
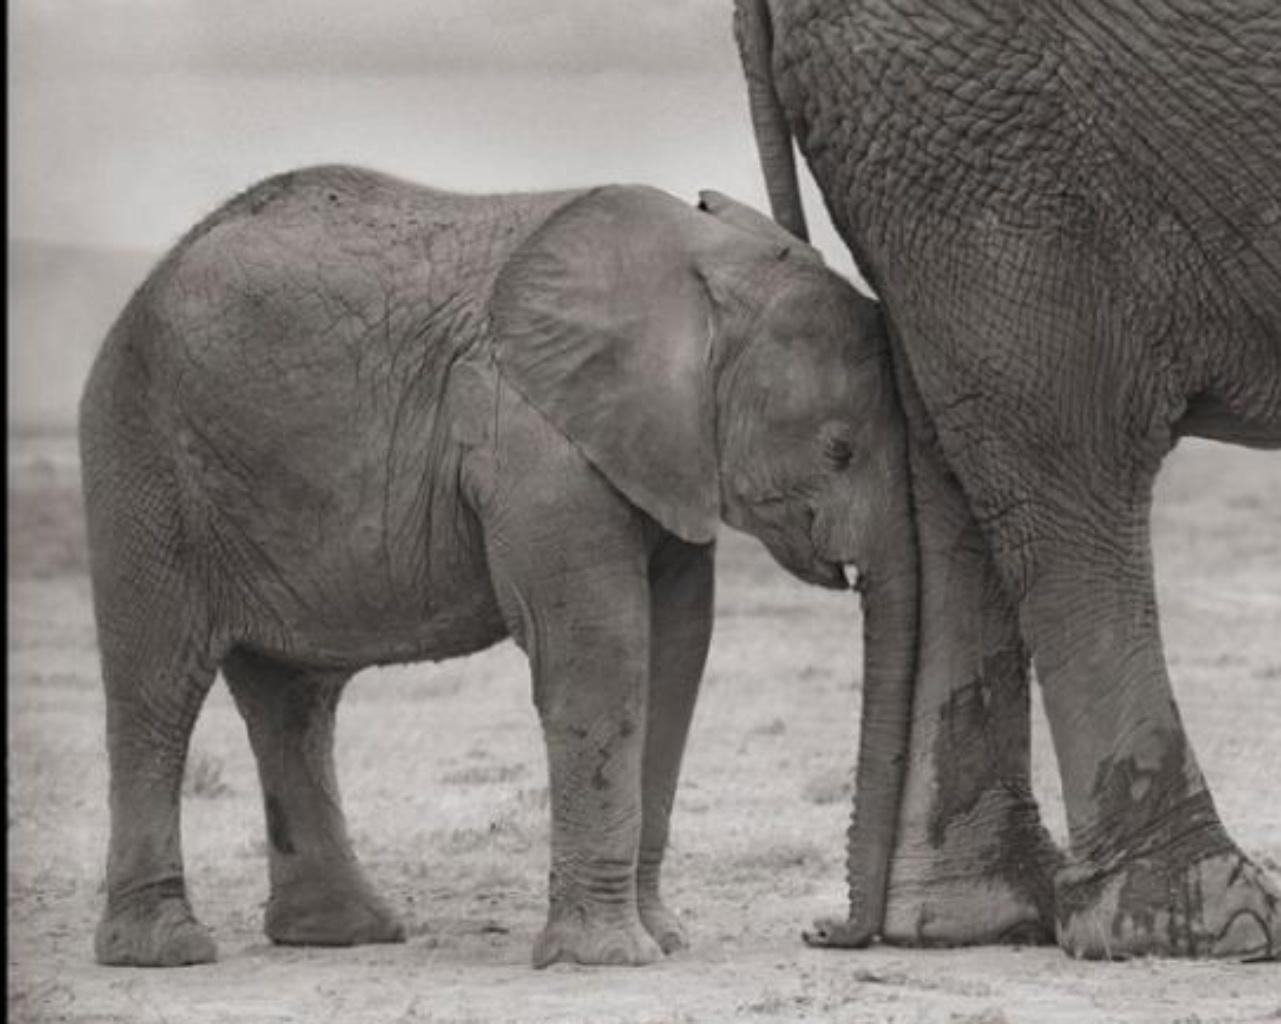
left=736, top=0, right=1281, bottom=960
left=80, top=166, right=919, bottom=968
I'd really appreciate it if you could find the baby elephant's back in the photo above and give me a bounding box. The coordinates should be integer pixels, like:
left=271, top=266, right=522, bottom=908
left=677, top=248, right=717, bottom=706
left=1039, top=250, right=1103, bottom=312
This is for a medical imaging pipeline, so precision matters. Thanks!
left=143, top=165, right=572, bottom=429
left=86, top=166, right=575, bottom=643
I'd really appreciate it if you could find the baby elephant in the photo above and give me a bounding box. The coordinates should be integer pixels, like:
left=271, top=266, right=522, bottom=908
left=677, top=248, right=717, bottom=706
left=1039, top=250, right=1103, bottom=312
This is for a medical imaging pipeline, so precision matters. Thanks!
left=81, top=166, right=918, bottom=968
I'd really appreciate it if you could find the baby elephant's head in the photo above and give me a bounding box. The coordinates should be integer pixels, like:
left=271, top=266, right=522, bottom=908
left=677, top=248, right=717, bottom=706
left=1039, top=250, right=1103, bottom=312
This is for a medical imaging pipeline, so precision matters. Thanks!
left=713, top=259, right=903, bottom=591
left=491, top=184, right=913, bottom=602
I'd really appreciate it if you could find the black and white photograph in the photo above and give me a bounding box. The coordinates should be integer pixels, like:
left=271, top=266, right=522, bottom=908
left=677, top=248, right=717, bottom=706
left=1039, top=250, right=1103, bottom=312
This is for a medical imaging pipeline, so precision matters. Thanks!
left=9, top=2, right=1281, bottom=1021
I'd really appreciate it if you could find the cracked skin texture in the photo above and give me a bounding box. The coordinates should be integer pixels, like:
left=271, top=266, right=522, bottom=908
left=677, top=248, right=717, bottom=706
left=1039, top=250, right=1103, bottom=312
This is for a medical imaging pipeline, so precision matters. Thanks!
left=734, top=0, right=1281, bottom=958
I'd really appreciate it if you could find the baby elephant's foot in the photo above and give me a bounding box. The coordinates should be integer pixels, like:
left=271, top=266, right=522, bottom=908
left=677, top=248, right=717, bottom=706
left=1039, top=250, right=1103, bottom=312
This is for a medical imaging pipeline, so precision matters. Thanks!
left=266, top=877, right=405, bottom=947
left=639, top=897, right=689, bottom=954
left=533, top=908, right=663, bottom=968
left=1057, top=846, right=1281, bottom=961
left=96, top=889, right=218, bottom=967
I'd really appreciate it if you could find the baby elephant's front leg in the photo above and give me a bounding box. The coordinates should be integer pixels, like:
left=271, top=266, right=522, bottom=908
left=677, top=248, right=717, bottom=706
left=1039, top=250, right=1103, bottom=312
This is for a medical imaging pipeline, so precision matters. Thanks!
left=483, top=471, right=662, bottom=967
left=637, top=538, right=714, bottom=954
left=532, top=597, right=660, bottom=969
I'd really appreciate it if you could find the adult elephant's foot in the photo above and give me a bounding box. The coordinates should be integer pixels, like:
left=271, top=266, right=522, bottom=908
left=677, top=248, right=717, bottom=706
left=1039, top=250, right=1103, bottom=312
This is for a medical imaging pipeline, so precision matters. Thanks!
left=1057, top=845, right=1281, bottom=961
left=638, top=895, right=688, bottom=954
left=804, top=797, right=1059, bottom=949
left=881, top=857, right=1060, bottom=947
left=265, top=875, right=405, bottom=946
left=95, top=887, right=218, bottom=966
left=533, top=908, right=663, bottom=968
left=881, top=788, right=1061, bottom=947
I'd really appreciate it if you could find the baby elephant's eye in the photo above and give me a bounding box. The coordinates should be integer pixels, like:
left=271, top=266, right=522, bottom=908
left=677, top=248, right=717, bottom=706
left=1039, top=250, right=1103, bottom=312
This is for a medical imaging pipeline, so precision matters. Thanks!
left=819, top=422, right=855, bottom=469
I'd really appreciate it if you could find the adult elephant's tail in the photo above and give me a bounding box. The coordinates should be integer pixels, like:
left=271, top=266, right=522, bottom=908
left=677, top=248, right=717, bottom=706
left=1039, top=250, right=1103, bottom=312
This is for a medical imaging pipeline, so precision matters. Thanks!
left=733, top=0, right=810, bottom=242
left=735, top=0, right=916, bottom=949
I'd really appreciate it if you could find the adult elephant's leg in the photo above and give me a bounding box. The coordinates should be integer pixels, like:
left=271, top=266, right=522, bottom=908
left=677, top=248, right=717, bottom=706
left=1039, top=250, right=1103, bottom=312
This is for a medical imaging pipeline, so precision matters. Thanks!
left=1021, top=486, right=1280, bottom=960
left=894, top=249, right=1278, bottom=958
left=222, top=651, right=404, bottom=946
left=895, top=254, right=1277, bottom=958
left=637, top=537, right=714, bottom=953
left=882, top=373, right=1060, bottom=947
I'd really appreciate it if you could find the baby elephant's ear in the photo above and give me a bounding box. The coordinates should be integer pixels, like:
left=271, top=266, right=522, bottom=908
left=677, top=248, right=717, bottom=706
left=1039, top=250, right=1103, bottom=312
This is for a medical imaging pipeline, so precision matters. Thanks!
left=490, top=186, right=719, bottom=544
left=697, top=190, right=825, bottom=264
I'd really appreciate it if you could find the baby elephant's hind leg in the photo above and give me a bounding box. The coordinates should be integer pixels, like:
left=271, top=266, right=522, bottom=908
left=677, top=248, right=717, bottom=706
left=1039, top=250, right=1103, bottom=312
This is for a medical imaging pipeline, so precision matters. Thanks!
left=94, top=629, right=219, bottom=967
left=88, top=437, right=221, bottom=967
left=222, top=650, right=404, bottom=946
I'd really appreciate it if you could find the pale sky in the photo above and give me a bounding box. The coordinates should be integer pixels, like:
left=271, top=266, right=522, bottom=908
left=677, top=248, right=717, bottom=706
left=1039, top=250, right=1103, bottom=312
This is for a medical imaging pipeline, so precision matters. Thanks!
left=10, top=0, right=736, bottom=78
left=9, top=1, right=861, bottom=429
left=10, top=1, right=816, bottom=252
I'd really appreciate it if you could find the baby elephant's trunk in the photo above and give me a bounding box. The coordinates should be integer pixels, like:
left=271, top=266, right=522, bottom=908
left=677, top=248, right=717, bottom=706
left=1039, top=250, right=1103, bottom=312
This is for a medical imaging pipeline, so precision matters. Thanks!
left=810, top=441, right=920, bottom=948
left=848, top=507, right=919, bottom=939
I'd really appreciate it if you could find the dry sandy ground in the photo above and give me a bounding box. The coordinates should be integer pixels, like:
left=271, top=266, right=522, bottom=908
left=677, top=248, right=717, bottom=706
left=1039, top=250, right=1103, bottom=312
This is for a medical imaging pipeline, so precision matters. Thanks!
left=8, top=434, right=1281, bottom=1023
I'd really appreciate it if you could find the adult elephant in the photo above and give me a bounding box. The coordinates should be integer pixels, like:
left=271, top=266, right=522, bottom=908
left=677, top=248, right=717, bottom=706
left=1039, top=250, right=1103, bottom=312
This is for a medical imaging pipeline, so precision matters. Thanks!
left=735, top=0, right=1281, bottom=960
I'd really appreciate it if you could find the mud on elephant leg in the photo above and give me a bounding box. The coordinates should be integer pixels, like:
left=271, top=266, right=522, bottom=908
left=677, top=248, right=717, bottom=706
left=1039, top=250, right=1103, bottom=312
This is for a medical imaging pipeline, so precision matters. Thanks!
left=636, top=537, right=714, bottom=954
left=880, top=414, right=1060, bottom=948
left=1021, top=491, right=1280, bottom=961
left=223, top=651, right=404, bottom=947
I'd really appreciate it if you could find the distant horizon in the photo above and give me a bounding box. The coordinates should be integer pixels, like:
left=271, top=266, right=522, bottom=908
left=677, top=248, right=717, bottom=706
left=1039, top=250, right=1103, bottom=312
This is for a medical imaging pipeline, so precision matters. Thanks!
left=8, top=235, right=159, bottom=254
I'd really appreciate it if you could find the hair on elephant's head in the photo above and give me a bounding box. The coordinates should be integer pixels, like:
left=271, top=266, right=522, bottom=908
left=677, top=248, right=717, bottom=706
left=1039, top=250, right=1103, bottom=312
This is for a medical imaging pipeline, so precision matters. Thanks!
left=492, top=184, right=918, bottom=947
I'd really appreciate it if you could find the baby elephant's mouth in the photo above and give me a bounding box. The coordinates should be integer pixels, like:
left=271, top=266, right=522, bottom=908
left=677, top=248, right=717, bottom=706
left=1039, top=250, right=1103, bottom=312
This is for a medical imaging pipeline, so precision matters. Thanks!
left=799, top=559, right=855, bottom=591
left=755, top=525, right=859, bottom=591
